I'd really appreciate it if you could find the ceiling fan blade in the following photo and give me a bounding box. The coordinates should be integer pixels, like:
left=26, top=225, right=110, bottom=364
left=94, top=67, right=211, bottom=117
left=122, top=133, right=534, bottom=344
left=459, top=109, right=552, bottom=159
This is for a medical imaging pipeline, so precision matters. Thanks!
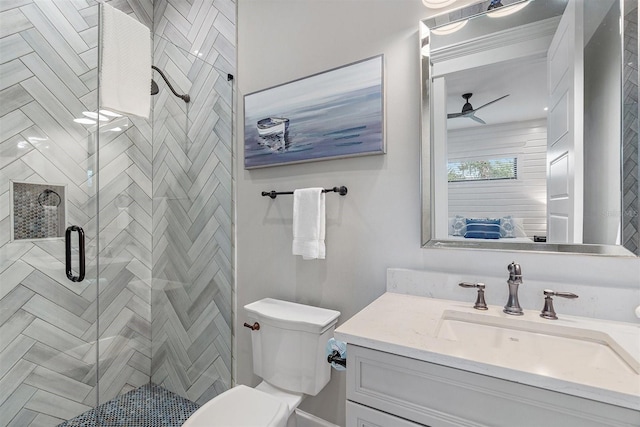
left=470, top=114, right=486, bottom=124
left=448, top=112, right=464, bottom=118
left=473, top=94, right=510, bottom=111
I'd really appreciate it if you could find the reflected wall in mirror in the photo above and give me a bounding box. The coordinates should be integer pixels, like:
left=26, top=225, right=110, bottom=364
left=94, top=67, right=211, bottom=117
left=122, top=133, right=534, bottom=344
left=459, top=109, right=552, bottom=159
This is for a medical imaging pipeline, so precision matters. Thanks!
left=421, top=0, right=639, bottom=256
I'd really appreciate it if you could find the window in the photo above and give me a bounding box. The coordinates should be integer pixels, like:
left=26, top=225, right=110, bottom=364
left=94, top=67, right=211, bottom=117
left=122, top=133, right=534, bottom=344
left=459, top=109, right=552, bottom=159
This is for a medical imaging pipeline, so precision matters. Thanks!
left=448, top=157, right=517, bottom=182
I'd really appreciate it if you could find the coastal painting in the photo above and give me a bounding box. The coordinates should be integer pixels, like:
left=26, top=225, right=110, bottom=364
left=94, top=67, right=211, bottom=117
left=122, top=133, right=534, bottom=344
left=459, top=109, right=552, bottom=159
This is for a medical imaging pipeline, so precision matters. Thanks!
left=243, top=55, right=385, bottom=169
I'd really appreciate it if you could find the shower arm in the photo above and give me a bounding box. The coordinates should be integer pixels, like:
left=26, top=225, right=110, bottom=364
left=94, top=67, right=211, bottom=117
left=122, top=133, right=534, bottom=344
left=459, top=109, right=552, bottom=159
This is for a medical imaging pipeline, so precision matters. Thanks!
left=152, top=66, right=190, bottom=103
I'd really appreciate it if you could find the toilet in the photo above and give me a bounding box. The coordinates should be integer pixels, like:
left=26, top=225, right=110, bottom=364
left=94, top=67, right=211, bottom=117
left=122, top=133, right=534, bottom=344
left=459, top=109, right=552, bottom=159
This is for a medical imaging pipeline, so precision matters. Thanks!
left=183, top=298, right=340, bottom=427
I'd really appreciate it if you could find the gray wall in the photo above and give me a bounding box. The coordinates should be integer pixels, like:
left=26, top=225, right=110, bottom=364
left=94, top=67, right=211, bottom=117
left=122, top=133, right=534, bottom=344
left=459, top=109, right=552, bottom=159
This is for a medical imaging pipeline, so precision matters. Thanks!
left=237, top=2, right=428, bottom=423
left=237, top=1, right=640, bottom=426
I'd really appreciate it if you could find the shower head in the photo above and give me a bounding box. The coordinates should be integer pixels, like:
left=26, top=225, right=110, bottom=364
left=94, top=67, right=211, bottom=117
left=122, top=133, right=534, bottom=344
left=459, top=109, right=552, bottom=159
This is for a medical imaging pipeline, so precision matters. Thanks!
left=150, top=66, right=190, bottom=103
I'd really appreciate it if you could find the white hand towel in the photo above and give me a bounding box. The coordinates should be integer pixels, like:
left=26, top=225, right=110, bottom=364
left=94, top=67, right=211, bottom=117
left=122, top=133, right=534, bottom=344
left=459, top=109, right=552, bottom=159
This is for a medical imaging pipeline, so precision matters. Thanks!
left=292, top=188, right=326, bottom=260
left=99, top=3, right=151, bottom=118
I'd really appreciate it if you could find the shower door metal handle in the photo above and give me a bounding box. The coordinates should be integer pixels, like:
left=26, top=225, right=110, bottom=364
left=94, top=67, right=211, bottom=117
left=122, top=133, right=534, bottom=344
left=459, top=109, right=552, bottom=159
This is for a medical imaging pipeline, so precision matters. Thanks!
left=65, top=225, right=85, bottom=282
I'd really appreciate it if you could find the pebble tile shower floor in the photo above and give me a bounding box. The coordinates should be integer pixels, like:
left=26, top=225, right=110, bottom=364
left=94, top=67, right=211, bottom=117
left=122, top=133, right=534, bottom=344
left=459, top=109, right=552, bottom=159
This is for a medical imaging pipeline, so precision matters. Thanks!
left=58, top=384, right=199, bottom=427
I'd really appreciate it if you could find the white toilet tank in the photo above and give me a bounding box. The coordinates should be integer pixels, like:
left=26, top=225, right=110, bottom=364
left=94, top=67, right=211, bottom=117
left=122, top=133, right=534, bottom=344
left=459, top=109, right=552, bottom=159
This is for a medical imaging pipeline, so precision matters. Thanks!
left=244, top=298, right=340, bottom=396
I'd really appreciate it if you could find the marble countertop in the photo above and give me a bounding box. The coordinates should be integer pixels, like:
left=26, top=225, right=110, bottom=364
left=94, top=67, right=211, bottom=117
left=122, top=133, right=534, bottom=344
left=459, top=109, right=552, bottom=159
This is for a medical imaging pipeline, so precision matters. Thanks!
left=334, top=292, right=640, bottom=410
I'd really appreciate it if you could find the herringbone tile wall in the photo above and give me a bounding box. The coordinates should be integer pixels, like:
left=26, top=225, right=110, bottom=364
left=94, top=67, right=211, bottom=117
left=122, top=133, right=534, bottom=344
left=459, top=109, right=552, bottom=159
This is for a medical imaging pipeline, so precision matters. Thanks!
left=623, top=4, right=639, bottom=255
left=150, top=0, right=234, bottom=406
left=0, top=0, right=235, bottom=425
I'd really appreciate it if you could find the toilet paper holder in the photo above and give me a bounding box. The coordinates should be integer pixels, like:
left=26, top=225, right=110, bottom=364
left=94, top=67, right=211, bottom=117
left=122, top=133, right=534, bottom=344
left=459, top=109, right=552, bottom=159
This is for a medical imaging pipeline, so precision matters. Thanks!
left=327, top=350, right=346, bottom=368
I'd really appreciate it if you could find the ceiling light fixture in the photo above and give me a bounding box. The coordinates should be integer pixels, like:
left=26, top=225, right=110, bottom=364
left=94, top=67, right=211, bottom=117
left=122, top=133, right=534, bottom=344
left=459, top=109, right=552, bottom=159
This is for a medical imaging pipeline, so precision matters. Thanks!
left=487, top=1, right=530, bottom=18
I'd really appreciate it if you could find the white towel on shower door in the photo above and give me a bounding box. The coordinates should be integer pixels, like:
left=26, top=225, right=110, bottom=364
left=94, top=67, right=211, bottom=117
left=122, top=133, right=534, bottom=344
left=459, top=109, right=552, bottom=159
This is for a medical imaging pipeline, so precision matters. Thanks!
left=292, top=188, right=326, bottom=260
left=99, top=2, right=151, bottom=118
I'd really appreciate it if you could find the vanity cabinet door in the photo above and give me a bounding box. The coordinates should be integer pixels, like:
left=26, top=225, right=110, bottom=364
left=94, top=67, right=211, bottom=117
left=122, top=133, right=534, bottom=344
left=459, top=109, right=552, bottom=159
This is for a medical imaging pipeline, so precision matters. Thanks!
left=346, top=345, right=640, bottom=427
left=347, top=401, right=425, bottom=427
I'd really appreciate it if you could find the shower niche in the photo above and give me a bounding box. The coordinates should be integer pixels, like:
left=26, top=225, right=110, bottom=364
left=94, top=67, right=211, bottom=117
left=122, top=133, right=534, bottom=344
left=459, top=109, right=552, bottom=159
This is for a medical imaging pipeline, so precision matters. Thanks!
left=10, top=181, right=67, bottom=241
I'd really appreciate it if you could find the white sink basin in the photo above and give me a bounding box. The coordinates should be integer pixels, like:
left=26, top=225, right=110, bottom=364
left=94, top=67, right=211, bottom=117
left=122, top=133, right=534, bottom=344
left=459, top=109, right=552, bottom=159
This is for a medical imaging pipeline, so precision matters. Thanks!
left=436, top=310, right=640, bottom=377
left=334, top=293, right=640, bottom=410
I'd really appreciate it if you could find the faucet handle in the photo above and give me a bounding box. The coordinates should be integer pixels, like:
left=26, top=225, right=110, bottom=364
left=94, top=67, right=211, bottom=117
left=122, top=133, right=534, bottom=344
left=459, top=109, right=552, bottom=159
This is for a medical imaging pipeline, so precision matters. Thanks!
left=458, top=282, right=488, bottom=310
left=543, top=290, right=578, bottom=299
left=540, top=289, right=578, bottom=320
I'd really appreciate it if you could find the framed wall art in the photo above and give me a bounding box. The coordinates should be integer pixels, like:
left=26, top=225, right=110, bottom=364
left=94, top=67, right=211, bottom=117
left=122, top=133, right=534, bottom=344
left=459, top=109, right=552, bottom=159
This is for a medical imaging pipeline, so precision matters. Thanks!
left=244, top=55, right=385, bottom=169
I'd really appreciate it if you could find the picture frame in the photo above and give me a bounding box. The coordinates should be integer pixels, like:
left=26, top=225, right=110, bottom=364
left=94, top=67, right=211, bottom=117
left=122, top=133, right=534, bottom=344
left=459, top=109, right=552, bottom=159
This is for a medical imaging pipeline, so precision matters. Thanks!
left=243, top=55, right=385, bottom=169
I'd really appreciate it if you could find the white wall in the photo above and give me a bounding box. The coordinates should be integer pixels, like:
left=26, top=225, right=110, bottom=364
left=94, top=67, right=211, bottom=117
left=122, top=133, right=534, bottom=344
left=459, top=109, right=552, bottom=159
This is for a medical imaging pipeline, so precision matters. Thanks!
left=583, top=1, right=621, bottom=245
left=237, top=1, right=640, bottom=426
left=448, top=119, right=547, bottom=237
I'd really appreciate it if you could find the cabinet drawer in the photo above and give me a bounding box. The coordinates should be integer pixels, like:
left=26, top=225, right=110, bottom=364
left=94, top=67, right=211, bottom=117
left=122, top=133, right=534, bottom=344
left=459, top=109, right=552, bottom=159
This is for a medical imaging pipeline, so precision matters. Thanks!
left=347, top=345, right=640, bottom=427
left=347, top=401, right=423, bottom=427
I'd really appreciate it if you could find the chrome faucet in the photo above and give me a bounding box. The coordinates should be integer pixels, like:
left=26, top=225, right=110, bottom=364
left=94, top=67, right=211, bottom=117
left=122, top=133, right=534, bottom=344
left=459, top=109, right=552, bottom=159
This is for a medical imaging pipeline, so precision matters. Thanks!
left=503, top=261, right=524, bottom=315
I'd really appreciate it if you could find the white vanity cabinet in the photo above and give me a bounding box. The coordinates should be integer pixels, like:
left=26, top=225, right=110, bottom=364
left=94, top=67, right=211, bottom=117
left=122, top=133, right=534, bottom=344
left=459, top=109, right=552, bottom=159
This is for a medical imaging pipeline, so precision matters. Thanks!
left=336, top=293, right=640, bottom=427
left=345, top=344, right=640, bottom=427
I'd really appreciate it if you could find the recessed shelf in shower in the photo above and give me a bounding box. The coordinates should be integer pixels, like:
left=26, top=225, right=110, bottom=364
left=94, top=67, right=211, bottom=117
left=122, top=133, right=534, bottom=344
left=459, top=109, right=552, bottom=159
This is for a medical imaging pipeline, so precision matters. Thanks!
left=10, top=180, right=67, bottom=241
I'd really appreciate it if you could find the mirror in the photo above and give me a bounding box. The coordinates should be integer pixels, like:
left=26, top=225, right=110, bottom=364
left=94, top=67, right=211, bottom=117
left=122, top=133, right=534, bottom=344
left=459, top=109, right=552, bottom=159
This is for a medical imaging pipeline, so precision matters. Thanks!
left=421, top=0, right=639, bottom=256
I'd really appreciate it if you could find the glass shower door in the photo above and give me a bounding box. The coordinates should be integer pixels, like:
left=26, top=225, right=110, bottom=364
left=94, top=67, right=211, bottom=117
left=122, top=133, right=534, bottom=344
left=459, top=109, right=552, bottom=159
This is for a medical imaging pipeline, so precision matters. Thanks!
left=92, top=110, right=153, bottom=410
left=1, top=0, right=235, bottom=424
left=0, top=0, right=101, bottom=422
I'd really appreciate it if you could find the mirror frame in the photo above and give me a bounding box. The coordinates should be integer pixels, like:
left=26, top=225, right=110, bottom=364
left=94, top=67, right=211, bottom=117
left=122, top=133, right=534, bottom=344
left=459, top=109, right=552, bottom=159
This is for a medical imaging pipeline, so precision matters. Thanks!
left=420, top=0, right=638, bottom=257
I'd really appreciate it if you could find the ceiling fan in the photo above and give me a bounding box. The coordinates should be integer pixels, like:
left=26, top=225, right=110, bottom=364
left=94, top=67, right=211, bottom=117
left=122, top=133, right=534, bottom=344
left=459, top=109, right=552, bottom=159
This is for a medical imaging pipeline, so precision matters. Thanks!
left=447, top=93, right=509, bottom=124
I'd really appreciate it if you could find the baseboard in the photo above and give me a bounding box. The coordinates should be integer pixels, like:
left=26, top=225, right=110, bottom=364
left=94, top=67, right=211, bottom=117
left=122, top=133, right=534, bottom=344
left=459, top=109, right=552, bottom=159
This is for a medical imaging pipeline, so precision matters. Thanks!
left=294, top=409, right=341, bottom=427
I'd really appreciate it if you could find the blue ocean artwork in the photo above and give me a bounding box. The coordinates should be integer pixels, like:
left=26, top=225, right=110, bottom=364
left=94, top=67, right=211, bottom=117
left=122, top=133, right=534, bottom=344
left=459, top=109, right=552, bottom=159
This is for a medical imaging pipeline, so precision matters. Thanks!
left=244, top=56, right=384, bottom=168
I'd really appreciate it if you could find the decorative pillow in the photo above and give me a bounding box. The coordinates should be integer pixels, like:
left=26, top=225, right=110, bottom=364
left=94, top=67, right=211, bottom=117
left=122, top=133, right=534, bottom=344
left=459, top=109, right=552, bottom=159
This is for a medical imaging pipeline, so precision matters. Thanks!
left=451, top=215, right=467, bottom=236
left=464, top=218, right=501, bottom=239
left=465, top=218, right=500, bottom=225
left=500, top=216, right=516, bottom=238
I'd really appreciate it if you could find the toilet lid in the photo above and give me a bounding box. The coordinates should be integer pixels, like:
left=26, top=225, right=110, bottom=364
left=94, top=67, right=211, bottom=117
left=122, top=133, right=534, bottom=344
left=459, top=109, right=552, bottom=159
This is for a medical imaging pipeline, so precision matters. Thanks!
left=183, top=385, right=289, bottom=427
